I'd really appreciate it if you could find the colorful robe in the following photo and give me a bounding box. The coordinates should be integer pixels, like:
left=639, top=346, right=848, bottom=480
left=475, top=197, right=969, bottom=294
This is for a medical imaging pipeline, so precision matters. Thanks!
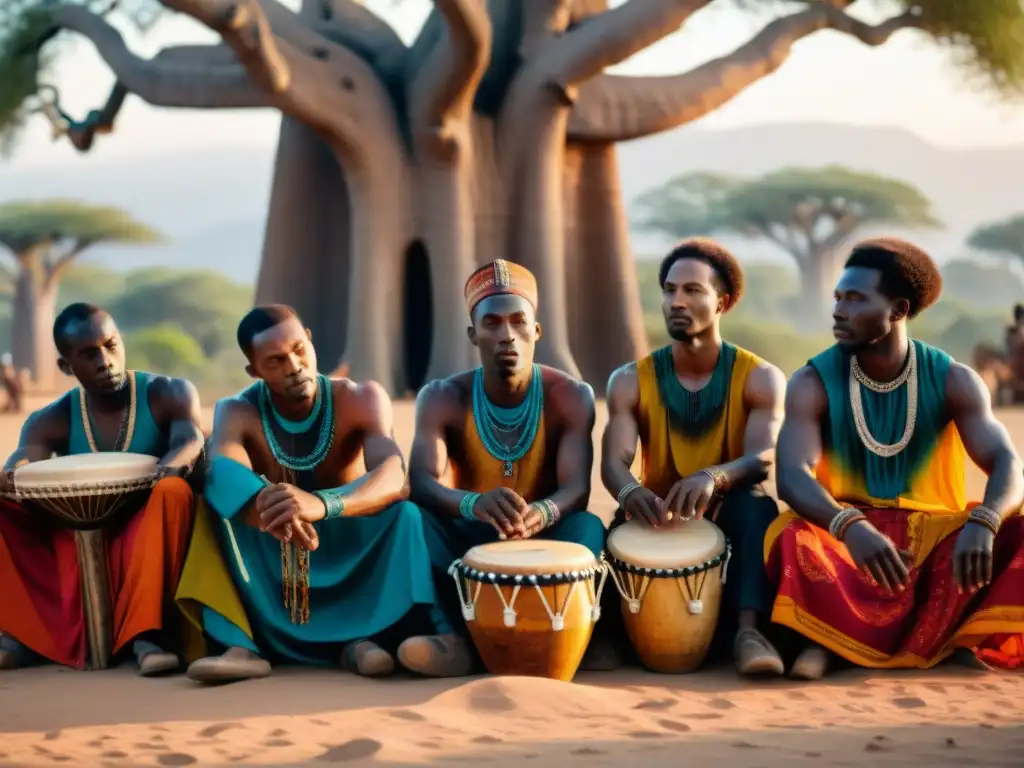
left=765, top=341, right=1024, bottom=669
left=0, top=371, right=195, bottom=668
left=175, top=386, right=439, bottom=665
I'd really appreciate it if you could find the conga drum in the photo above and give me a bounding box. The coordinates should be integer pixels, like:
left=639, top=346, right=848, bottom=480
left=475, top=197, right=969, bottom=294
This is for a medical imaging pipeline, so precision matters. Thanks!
left=605, top=518, right=731, bottom=673
left=8, top=453, right=159, bottom=670
left=448, top=540, right=608, bottom=681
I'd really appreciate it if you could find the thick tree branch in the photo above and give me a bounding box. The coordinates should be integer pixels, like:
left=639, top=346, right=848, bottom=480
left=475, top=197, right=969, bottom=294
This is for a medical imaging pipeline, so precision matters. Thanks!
left=568, top=5, right=923, bottom=142
left=547, top=0, right=712, bottom=87
left=412, top=0, right=491, bottom=142
left=318, top=0, right=406, bottom=64
left=44, top=243, right=89, bottom=290
left=51, top=5, right=268, bottom=108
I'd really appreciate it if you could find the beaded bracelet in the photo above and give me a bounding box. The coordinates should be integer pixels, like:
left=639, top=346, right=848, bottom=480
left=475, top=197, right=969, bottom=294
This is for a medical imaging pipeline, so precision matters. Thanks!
left=532, top=499, right=561, bottom=529
left=828, top=507, right=862, bottom=540
left=460, top=492, right=482, bottom=521
left=967, top=505, right=1001, bottom=536
left=312, top=489, right=346, bottom=520
left=699, top=467, right=727, bottom=494
left=617, top=482, right=642, bottom=508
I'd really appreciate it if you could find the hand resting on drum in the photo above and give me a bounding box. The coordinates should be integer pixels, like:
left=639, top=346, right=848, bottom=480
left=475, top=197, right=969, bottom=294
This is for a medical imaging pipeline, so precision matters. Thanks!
left=664, top=471, right=719, bottom=522
left=471, top=487, right=529, bottom=539
left=621, top=485, right=665, bottom=527
left=254, top=483, right=321, bottom=551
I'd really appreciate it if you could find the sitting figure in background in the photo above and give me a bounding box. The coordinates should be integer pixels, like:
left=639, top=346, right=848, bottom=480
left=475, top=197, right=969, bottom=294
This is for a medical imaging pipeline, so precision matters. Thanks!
left=408, top=260, right=611, bottom=674
left=0, top=303, right=202, bottom=675
left=178, top=305, right=457, bottom=684
left=601, top=238, right=787, bottom=676
left=768, top=237, right=1024, bottom=679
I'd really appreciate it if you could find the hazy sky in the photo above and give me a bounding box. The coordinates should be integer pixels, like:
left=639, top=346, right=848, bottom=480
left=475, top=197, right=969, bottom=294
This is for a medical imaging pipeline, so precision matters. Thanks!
left=9, top=0, right=1024, bottom=170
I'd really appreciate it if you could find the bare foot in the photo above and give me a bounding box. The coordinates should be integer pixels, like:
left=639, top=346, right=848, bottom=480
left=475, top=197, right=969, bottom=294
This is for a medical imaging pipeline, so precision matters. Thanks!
left=397, top=634, right=474, bottom=677
left=790, top=645, right=831, bottom=680
left=341, top=640, right=395, bottom=677
left=734, top=627, right=785, bottom=676
left=187, top=646, right=271, bottom=684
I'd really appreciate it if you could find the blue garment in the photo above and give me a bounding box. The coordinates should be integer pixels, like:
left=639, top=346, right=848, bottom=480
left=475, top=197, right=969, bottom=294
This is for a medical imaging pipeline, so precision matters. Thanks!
left=68, top=371, right=165, bottom=457
left=200, top=455, right=441, bottom=664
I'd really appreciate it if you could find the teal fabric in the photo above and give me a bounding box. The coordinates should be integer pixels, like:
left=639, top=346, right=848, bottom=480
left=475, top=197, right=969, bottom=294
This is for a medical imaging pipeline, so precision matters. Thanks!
left=809, top=340, right=952, bottom=500
left=68, top=371, right=163, bottom=457
left=201, top=456, right=441, bottom=664
left=420, top=510, right=607, bottom=636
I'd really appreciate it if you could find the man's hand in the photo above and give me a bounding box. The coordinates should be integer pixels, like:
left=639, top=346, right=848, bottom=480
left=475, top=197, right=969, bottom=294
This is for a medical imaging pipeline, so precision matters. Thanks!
left=843, top=520, right=913, bottom=595
left=155, top=464, right=188, bottom=481
left=621, top=485, right=664, bottom=526
left=258, top=484, right=326, bottom=548
left=952, top=522, right=995, bottom=594
left=471, top=488, right=528, bottom=538
left=664, top=472, right=718, bottom=522
left=508, top=504, right=546, bottom=540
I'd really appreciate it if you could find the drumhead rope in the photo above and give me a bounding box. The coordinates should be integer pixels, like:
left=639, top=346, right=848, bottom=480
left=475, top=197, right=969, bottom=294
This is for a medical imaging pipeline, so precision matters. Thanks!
left=447, top=560, right=609, bottom=631
left=603, top=540, right=731, bottom=616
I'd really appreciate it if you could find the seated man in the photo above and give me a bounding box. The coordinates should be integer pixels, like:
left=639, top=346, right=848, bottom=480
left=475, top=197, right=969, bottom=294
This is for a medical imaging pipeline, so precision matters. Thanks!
left=602, top=238, right=787, bottom=675
left=769, top=237, right=1024, bottom=679
left=178, top=305, right=457, bottom=683
left=408, top=260, right=609, bottom=674
left=0, top=303, right=202, bottom=675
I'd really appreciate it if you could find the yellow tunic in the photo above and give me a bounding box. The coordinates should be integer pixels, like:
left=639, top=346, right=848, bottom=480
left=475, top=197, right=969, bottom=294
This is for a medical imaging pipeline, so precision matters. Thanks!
left=636, top=344, right=762, bottom=497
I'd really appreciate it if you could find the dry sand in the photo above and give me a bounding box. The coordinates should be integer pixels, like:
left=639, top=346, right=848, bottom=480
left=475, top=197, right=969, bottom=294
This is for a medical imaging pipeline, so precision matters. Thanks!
left=0, top=398, right=1021, bottom=767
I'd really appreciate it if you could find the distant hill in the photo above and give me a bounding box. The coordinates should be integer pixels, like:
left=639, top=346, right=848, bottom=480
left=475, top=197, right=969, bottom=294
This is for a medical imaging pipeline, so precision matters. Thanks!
left=3, top=122, right=1022, bottom=284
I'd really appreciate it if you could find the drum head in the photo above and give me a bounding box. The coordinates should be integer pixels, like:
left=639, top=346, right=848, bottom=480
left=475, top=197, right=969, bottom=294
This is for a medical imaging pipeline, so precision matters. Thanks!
left=607, top=518, right=725, bottom=570
left=462, top=540, right=598, bottom=575
left=14, top=452, right=159, bottom=489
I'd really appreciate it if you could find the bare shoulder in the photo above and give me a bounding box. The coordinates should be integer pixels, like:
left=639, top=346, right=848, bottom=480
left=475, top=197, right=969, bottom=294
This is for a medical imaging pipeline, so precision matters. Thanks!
left=147, top=374, right=201, bottom=410
left=605, top=361, right=639, bottom=411
left=21, top=395, right=72, bottom=442
left=211, top=393, right=259, bottom=436
left=333, top=377, right=394, bottom=428
left=542, top=367, right=596, bottom=426
left=946, top=361, right=991, bottom=411
left=744, top=360, right=787, bottom=408
left=414, top=375, right=468, bottom=428
left=785, top=365, right=827, bottom=417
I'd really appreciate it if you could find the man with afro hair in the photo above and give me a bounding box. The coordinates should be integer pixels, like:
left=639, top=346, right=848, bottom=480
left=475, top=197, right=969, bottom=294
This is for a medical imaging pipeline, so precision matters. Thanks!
left=769, top=236, right=1024, bottom=679
left=601, top=237, right=789, bottom=676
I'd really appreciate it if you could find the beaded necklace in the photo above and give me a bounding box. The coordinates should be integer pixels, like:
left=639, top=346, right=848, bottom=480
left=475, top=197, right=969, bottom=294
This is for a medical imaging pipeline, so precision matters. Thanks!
left=848, top=341, right=918, bottom=458
left=472, top=364, right=544, bottom=477
left=257, top=374, right=335, bottom=472
left=80, top=371, right=137, bottom=453
left=652, top=343, right=735, bottom=436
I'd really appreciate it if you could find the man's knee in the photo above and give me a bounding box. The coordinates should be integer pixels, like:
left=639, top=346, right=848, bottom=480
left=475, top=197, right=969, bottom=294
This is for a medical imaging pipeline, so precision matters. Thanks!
left=388, top=500, right=424, bottom=527
left=149, top=476, right=195, bottom=524
left=552, top=511, right=607, bottom=558
left=716, top=488, right=779, bottom=540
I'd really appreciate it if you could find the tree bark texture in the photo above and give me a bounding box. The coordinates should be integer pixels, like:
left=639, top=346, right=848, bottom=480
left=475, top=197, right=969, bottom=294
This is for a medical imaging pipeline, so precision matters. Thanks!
left=12, top=254, right=59, bottom=392
left=49, top=0, right=924, bottom=394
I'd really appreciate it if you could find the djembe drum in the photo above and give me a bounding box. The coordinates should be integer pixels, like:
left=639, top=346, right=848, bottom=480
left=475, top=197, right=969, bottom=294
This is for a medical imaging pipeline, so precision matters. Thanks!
left=448, top=540, right=608, bottom=681
left=605, top=518, right=731, bottom=673
left=9, top=453, right=159, bottom=670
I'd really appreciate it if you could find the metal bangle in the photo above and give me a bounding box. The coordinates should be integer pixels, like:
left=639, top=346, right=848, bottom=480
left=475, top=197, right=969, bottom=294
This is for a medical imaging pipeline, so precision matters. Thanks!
left=828, top=507, right=860, bottom=540
left=617, top=482, right=642, bottom=508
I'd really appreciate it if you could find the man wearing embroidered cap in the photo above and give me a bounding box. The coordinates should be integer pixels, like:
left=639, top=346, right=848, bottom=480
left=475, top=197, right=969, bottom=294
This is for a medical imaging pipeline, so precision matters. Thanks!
left=769, top=237, right=1024, bottom=679
left=601, top=238, right=789, bottom=676
left=408, top=259, right=611, bottom=673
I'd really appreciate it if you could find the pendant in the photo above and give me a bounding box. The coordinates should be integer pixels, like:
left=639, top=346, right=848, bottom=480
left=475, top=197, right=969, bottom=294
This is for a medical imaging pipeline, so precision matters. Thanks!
left=502, top=460, right=514, bottom=478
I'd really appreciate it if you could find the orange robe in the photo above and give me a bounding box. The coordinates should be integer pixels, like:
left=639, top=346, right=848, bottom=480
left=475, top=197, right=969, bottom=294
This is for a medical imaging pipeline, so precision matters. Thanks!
left=0, top=477, right=194, bottom=668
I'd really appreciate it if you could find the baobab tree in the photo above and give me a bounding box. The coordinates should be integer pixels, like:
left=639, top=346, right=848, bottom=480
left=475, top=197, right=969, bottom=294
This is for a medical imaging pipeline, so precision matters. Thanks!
left=633, top=166, right=940, bottom=327
left=0, top=199, right=161, bottom=390
left=2, top=1, right=1022, bottom=393
left=969, top=214, right=1024, bottom=265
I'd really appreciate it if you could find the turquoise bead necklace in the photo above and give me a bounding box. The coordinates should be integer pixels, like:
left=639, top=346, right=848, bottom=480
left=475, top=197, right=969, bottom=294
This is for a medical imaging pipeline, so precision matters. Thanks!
left=258, top=373, right=335, bottom=472
left=473, top=364, right=544, bottom=477
left=653, top=342, right=736, bottom=436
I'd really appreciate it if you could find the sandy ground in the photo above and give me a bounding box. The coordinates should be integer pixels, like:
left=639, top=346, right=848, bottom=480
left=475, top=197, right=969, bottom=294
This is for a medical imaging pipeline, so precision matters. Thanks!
left=0, top=398, right=1021, bottom=767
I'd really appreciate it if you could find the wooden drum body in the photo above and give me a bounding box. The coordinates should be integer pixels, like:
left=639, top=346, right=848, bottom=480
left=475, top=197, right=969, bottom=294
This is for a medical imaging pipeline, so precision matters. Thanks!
left=605, top=519, right=731, bottom=674
left=448, top=540, right=608, bottom=681
left=10, top=453, right=159, bottom=670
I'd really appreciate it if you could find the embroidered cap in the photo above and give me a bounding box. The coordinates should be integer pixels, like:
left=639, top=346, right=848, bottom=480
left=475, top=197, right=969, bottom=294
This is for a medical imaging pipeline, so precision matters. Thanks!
left=464, top=260, right=539, bottom=315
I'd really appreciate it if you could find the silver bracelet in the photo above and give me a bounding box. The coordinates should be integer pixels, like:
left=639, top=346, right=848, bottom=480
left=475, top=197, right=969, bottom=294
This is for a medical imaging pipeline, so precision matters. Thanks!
left=617, top=482, right=642, bottom=508
left=828, top=507, right=862, bottom=540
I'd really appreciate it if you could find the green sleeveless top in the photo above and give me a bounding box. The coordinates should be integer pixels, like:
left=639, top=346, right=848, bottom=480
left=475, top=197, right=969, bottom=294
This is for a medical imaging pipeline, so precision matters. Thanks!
left=808, top=340, right=967, bottom=512
left=67, top=370, right=165, bottom=457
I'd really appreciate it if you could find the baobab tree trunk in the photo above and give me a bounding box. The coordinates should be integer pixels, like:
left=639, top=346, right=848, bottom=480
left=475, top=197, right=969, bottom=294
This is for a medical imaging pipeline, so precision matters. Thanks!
left=797, top=254, right=835, bottom=331
left=12, top=258, right=59, bottom=392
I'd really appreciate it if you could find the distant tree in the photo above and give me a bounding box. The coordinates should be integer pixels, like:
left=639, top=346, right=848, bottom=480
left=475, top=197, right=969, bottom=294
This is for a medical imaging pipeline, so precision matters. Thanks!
left=0, top=199, right=161, bottom=389
left=968, top=214, right=1024, bottom=264
left=124, top=323, right=206, bottom=377
left=108, top=268, right=253, bottom=358
left=633, top=167, right=941, bottom=326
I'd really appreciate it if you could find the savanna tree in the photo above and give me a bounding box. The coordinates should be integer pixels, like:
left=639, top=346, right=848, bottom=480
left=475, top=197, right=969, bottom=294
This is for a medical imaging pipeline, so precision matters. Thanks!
left=2, top=1, right=1022, bottom=393
left=633, top=166, right=941, bottom=326
left=968, top=213, right=1024, bottom=264
left=0, top=199, right=161, bottom=390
